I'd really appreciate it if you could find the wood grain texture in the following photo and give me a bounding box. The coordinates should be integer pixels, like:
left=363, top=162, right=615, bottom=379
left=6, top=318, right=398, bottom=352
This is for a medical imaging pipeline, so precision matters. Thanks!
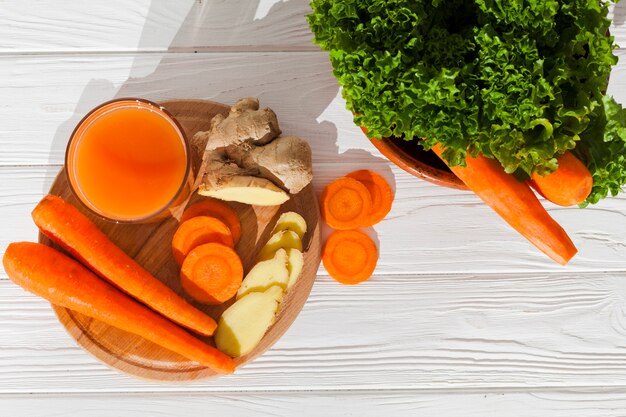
left=36, top=100, right=321, bottom=381
left=2, top=0, right=626, bottom=412
left=3, top=269, right=626, bottom=392
left=0, top=52, right=341, bottom=166
left=0, top=0, right=316, bottom=54
left=4, top=390, right=626, bottom=417
left=1, top=0, right=625, bottom=54
left=2, top=165, right=625, bottom=276
left=2, top=50, right=626, bottom=167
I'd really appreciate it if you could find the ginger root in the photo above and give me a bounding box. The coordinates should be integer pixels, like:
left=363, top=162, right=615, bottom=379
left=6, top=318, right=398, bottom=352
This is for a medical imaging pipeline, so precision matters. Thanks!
left=195, top=97, right=313, bottom=206
left=200, top=175, right=289, bottom=206
left=242, top=136, right=313, bottom=195
left=196, top=97, right=281, bottom=152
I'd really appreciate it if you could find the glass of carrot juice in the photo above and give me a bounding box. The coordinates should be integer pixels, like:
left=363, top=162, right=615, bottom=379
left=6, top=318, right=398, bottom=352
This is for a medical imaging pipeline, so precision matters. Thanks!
left=65, top=98, right=191, bottom=223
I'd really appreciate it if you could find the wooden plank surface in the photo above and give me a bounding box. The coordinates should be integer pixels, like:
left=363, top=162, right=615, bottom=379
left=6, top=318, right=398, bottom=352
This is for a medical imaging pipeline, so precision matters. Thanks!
left=0, top=0, right=316, bottom=54
left=0, top=52, right=339, bottom=166
left=1, top=51, right=626, bottom=167
left=2, top=165, right=626, bottom=276
left=3, top=270, right=626, bottom=392
left=3, top=0, right=626, bottom=414
left=1, top=0, right=625, bottom=54
left=4, top=390, right=626, bottom=417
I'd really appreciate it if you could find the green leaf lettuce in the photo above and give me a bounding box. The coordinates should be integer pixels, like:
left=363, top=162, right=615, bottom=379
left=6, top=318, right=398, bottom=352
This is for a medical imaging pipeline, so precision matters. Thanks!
left=308, top=0, right=626, bottom=205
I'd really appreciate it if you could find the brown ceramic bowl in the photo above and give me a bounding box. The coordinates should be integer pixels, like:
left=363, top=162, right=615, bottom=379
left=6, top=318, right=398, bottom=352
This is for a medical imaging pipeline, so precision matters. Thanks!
left=364, top=129, right=469, bottom=190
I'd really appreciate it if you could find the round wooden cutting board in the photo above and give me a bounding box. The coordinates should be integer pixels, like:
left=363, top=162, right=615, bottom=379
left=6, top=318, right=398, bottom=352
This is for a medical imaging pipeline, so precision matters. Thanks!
left=40, top=99, right=321, bottom=381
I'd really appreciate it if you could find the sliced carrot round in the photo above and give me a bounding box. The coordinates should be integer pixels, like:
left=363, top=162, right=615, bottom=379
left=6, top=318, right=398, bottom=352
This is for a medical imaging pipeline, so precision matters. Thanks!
left=172, top=216, right=234, bottom=266
left=321, top=177, right=373, bottom=230
left=322, top=230, right=378, bottom=285
left=180, top=199, right=241, bottom=244
left=180, top=242, right=243, bottom=305
left=347, top=170, right=393, bottom=226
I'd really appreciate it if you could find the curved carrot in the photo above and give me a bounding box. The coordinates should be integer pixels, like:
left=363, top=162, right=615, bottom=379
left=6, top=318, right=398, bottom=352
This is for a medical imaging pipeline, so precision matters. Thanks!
left=180, top=243, right=243, bottom=305
left=321, top=177, right=373, bottom=230
left=172, top=216, right=234, bottom=266
left=3, top=242, right=235, bottom=374
left=346, top=170, right=393, bottom=226
left=180, top=199, right=241, bottom=244
left=32, top=195, right=217, bottom=336
left=322, top=230, right=378, bottom=284
left=431, top=145, right=577, bottom=265
left=530, top=151, right=592, bottom=206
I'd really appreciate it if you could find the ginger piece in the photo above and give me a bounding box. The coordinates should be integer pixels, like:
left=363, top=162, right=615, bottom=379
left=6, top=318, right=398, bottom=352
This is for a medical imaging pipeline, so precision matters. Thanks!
left=242, top=136, right=313, bottom=195
left=257, top=230, right=303, bottom=261
left=198, top=150, right=289, bottom=206
left=271, top=211, right=307, bottom=239
left=199, top=175, right=289, bottom=206
left=195, top=97, right=313, bottom=206
left=236, top=249, right=290, bottom=299
left=199, top=97, right=281, bottom=152
left=285, top=247, right=304, bottom=290
left=215, top=285, right=284, bottom=357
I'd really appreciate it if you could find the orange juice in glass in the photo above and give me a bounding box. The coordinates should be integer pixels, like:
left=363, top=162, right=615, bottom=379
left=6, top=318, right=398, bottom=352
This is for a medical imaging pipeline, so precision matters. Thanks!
left=66, top=98, right=191, bottom=223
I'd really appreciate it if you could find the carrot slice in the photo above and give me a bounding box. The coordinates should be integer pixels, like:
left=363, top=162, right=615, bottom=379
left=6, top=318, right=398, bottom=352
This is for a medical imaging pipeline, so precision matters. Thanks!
left=322, top=230, right=378, bottom=284
left=530, top=151, right=593, bottom=206
left=32, top=195, right=217, bottom=336
left=172, top=216, right=234, bottom=266
left=431, top=144, right=577, bottom=265
left=3, top=242, right=235, bottom=373
left=321, top=177, right=373, bottom=230
left=180, top=243, right=244, bottom=305
left=346, top=170, right=393, bottom=226
left=181, top=199, right=241, bottom=244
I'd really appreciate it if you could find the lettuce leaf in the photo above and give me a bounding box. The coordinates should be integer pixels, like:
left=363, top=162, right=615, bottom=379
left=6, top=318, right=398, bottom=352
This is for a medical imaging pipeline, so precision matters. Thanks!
left=308, top=0, right=626, bottom=205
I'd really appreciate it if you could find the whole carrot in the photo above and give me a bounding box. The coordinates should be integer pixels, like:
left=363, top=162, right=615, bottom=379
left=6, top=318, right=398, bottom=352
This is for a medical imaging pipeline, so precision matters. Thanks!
left=432, top=144, right=577, bottom=265
left=2, top=242, right=235, bottom=374
left=32, top=195, right=217, bottom=336
left=530, top=151, right=593, bottom=206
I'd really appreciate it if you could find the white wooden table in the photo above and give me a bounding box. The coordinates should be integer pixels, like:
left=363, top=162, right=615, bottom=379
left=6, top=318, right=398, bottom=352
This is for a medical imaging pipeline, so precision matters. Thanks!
left=2, top=1, right=626, bottom=415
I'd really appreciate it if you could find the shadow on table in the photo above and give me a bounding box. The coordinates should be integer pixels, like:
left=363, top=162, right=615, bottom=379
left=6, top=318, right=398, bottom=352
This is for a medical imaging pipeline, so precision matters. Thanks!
left=614, top=1, right=626, bottom=27
left=44, top=0, right=394, bottom=248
